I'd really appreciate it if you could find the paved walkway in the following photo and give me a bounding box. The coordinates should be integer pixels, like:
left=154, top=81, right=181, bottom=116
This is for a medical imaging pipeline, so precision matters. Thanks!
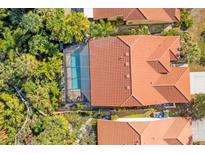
left=75, top=118, right=93, bottom=144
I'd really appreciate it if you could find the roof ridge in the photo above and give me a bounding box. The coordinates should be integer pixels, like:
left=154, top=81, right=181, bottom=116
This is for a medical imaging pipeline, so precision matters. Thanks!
left=175, top=86, right=191, bottom=103
left=174, top=9, right=180, bottom=21
left=163, top=118, right=189, bottom=139
left=137, top=8, right=148, bottom=20
left=153, top=67, right=188, bottom=87
left=176, top=119, right=192, bottom=144
left=138, top=8, right=173, bottom=21
left=124, top=8, right=136, bottom=20
left=175, top=67, right=191, bottom=102
left=127, top=121, right=149, bottom=136
left=175, top=67, right=189, bottom=85
left=125, top=8, right=147, bottom=21
left=117, top=35, right=140, bottom=47
left=163, top=118, right=178, bottom=138
left=168, top=37, right=180, bottom=59
left=121, top=95, right=143, bottom=106
left=149, top=37, right=177, bottom=61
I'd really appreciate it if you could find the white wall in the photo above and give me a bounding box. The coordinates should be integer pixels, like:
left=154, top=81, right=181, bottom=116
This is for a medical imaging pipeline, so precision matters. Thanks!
left=84, top=8, right=93, bottom=18
left=193, top=119, right=205, bottom=142
left=190, top=72, right=205, bottom=94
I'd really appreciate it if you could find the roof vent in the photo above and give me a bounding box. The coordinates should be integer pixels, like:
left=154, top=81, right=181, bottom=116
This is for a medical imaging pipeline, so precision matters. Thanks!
left=124, top=52, right=129, bottom=57
left=118, top=56, right=123, bottom=60
left=124, top=62, right=129, bottom=67
left=125, top=86, right=130, bottom=90
left=125, top=74, right=130, bottom=78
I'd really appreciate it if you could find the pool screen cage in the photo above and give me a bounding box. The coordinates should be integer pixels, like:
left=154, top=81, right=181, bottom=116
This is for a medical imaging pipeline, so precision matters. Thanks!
left=63, top=44, right=89, bottom=104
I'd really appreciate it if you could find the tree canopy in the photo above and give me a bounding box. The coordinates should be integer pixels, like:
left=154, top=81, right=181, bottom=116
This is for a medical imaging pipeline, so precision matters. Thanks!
left=192, top=94, right=205, bottom=120
left=0, top=8, right=95, bottom=145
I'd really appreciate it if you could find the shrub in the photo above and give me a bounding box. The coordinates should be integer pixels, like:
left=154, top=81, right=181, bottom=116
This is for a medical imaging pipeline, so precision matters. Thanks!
left=115, top=17, right=125, bottom=26
left=90, top=20, right=117, bottom=37
left=111, top=114, right=119, bottom=120
left=161, top=29, right=201, bottom=65
left=128, top=25, right=150, bottom=35
left=192, top=94, right=205, bottom=120
left=180, top=9, right=193, bottom=31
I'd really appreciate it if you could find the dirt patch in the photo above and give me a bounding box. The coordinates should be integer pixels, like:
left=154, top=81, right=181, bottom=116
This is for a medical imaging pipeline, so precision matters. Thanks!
left=189, top=9, right=205, bottom=39
left=189, top=9, right=205, bottom=52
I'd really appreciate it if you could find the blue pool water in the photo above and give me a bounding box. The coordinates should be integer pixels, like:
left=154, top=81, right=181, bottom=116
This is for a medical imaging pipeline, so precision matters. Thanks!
left=71, top=52, right=81, bottom=89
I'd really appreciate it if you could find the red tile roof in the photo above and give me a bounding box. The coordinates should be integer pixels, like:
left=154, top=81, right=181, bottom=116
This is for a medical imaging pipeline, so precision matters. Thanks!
left=88, top=35, right=191, bottom=106
left=93, top=8, right=180, bottom=23
left=97, top=118, right=192, bottom=145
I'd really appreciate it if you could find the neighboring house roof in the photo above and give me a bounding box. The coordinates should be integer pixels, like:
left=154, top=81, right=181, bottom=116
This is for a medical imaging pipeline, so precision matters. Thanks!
left=88, top=36, right=191, bottom=107
left=93, top=8, right=180, bottom=22
left=97, top=118, right=192, bottom=145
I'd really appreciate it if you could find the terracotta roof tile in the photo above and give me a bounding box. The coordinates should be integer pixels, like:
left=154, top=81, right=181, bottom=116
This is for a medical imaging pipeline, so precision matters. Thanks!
left=97, top=120, right=141, bottom=145
left=164, top=8, right=181, bottom=21
left=138, top=8, right=173, bottom=22
left=153, top=67, right=191, bottom=103
left=97, top=118, right=192, bottom=145
left=93, top=8, right=180, bottom=23
left=89, top=35, right=191, bottom=106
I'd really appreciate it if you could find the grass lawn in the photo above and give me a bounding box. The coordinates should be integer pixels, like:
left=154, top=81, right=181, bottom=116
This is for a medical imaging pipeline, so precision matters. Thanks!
left=189, top=64, right=205, bottom=72
left=189, top=9, right=205, bottom=46
left=189, top=9, right=205, bottom=53
left=124, top=113, right=147, bottom=118
left=113, top=109, right=156, bottom=119
left=187, top=9, right=205, bottom=72
left=199, top=141, right=205, bottom=145
left=194, top=141, right=205, bottom=145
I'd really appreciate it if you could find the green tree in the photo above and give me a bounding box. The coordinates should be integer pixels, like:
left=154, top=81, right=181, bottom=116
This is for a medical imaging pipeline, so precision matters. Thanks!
left=0, top=92, right=25, bottom=144
left=180, top=9, right=193, bottom=31
left=0, top=9, right=8, bottom=35
left=28, top=34, right=59, bottom=58
left=33, top=55, right=62, bottom=81
left=8, top=9, right=33, bottom=27
left=21, top=11, right=43, bottom=34
left=192, top=94, right=205, bottom=120
left=0, top=54, right=39, bottom=90
left=22, top=80, right=60, bottom=114
left=161, top=29, right=201, bottom=65
left=31, top=115, right=73, bottom=144
left=0, top=8, right=101, bottom=145
left=0, top=28, right=16, bottom=60
left=90, top=20, right=117, bottom=37
left=37, top=9, right=90, bottom=43
left=128, top=25, right=150, bottom=35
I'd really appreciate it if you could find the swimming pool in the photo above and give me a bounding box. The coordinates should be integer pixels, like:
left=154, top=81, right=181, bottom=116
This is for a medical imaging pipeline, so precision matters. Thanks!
left=71, top=51, right=81, bottom=89
left=64, top=44, right=90, bottom=101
